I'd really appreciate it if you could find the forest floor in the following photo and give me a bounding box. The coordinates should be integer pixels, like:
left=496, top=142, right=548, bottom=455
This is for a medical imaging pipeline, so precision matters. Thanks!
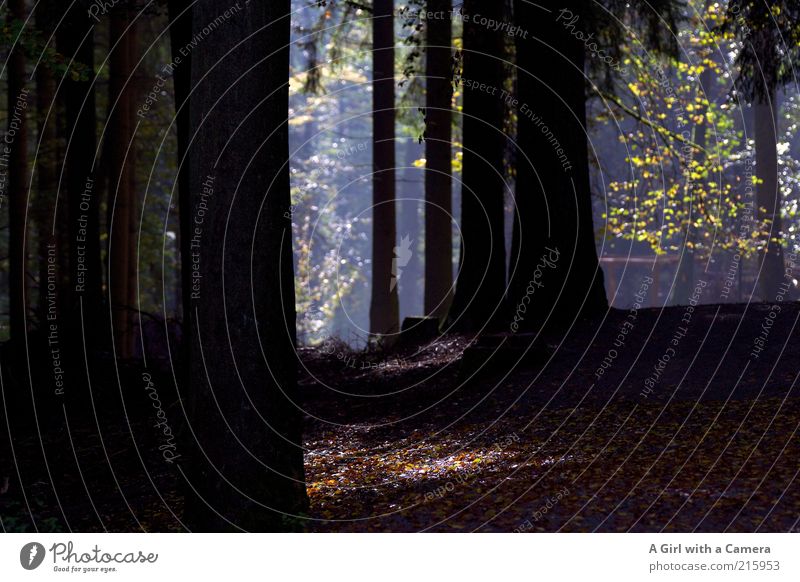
left=1, top=303, right=798, bottom=532
left=301, top=303, right=800, bottom=532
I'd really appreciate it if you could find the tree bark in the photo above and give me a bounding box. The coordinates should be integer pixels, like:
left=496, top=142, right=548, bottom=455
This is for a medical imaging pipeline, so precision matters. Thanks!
left=423, top=0, right=453, bottom=322
left=509, top=0, right=606, bottom=334
left=35, top=3, right=57, bottom=327
left=183, top=0, right=307, bottom=531
left=167, top=0, right=193, bottom=393
left=108, top=5, right=135, bottom=358
left=58, top=1, right=102, bottom=342
left=448, top=0, right=507, bottom=332
left=398, top=139, right=422, bottom=318
left=754, top=91, right=784, bottom=300
left=370, top=0, right=400, bottom=337
left=127, top=21, right=140, bottom=350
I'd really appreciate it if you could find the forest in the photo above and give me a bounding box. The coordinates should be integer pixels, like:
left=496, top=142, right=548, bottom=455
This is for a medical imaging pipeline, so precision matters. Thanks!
left=0, top=0, right=798, bottom=533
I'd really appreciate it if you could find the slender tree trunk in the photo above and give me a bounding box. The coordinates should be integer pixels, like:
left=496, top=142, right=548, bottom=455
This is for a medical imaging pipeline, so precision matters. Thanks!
left=127, top=21, right=140, bottom=350
left=36, top=5, right=57, bottom=327
left=7, top=0, right=30, bottom=348
left=183, top=0, right=307, bottom=531
left=59, top=1, right=102, bottom=342
left=423, top=0, right=453, bottom=322
left=370, top=0, right=399, bottom=337
left=508, top=0, right=606, bottom=333
left=398, top=139, right=422, bottom=318
left=754, top=90, right=784, bottom=300
left=448, top=0, right=507, bottom=332
left=167, top=0, right=193, bottom=386
left=108, top=5, right=134, bottom=358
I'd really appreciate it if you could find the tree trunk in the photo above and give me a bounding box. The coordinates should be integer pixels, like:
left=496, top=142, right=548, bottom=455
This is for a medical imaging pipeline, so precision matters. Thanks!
left=398, top=139, right=423, bottom=319
left=509, top=0, right=606, bottom=334
left=35, top=4, right=57, bottom=327
left=6, top=0, right=30, bottom=348
left=167, top=0, right=193, bottom=390
left=423, top=0, right=453, bottom=322
left=754, top=90, right=784, bottom=300
left=370, top=0, right=400, bottom=337
left=127, top=21, right=140, bottom=350
left=108, top=5, right=134, bottom=358
left=448, top=0, right=507, bottom=332
left=58, top=1, right=102, bottom=342
left=183, top=0, right=307, bottom=531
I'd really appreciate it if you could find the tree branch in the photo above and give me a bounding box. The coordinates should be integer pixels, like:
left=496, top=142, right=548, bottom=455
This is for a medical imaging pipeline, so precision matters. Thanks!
left=597, top=90, right=708, bottom=156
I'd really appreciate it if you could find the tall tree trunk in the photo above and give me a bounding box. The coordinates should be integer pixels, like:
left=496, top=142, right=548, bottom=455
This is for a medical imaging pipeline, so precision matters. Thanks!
left=35, top=4, right=57, bottom=327
left=448, top=0, right=507, bottom=332
left=509, top=0, right=606, bottom=334
left=398, top=139, right=422, bottom=318
left=370, top=0, right=400, bottom=337
left=6, top=0, right=30, bottom=348
left=167, top=0, right=192, bottom=388
left=423, top=0, right=453, bottom=322
left=183, top=0, right=307, bottom=531
left=127, top=21, right=140, bottom=350
left=108, top=5, right=134, bottom=358
left=754, top=90, right=784, bottom=300
left=59, top=1, right=102, bottom=343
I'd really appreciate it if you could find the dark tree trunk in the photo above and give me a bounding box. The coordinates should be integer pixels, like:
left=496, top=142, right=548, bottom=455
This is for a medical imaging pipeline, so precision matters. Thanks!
left=7, top=0, right=30, bottom=348
left=108, top=5, right=135, bottom=358
left=35, top=3, right=57, bottom=327
left=370, top=0, right=400, bottom=337
left=167, top=0, right=193, bottom=394
left=754, top=90, right=784, bottom=300
left=126, top=21, right=140, bottom=349
left=183, top=0, right=307, bottom=531
left=423, top=0, right=453, bottom=322
left=508, top=0, right=606, bottom=334
left=448, top=0, right=507, bottom=332
left=398, top=139, right=423, bottom=318
left=58, top=1, right=102, bottom=341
